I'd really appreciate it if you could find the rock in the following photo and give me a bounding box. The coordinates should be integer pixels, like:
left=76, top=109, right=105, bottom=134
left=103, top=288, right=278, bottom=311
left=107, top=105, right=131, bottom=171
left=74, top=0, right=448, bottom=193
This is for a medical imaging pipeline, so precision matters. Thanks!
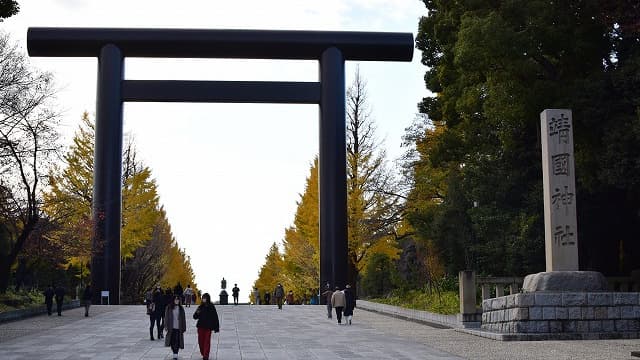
left=522, top=271, right=608, bottom=292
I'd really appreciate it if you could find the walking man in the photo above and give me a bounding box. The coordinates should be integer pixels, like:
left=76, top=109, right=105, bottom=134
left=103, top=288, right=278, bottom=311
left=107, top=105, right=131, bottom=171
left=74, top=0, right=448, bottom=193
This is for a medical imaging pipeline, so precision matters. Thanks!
left=184, top=284, right=194, bottom=307
left=253, top=288, right=260, bottom=305
left=321, top=283, right=333, bottom=319
left=232, top=284, right=240, bottom=305
left=331, top=286, right=346, bottom=325
left=44, top=284, right=54, bottom=316
left=274, top=283, right=285, bottom=310
left=54, top=284, right=65, bottom=316
left=82, top=284, right=92, bottom=317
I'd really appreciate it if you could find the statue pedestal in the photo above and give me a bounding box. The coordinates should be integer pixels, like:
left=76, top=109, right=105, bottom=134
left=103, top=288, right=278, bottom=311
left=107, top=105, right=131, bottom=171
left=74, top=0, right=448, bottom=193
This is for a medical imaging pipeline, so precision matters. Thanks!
left=219, top=290, right=228, bottom=305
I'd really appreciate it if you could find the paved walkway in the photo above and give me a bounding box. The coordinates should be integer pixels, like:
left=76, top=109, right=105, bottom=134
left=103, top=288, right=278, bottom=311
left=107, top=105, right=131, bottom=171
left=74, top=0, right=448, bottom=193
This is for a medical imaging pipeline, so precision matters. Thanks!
left=0, top=304, right=638, bottom=359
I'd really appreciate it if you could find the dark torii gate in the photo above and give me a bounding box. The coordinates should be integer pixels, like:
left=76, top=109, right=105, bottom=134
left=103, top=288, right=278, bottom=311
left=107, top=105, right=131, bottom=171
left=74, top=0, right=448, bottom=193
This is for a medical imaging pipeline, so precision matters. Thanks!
left=27, top=28, right=413, bottom=304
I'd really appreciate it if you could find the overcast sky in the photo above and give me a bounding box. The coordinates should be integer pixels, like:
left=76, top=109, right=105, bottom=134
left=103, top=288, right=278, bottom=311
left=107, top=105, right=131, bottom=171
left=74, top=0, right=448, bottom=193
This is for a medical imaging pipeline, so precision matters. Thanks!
left=3, top=0, right=428, bottom=301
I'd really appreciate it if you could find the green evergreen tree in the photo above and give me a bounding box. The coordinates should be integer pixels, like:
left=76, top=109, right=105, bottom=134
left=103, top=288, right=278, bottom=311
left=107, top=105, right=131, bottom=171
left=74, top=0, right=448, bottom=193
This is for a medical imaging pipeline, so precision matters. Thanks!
left=0, top=1, right=19, bottom=21
left=411, top=1, right=640, bottom=276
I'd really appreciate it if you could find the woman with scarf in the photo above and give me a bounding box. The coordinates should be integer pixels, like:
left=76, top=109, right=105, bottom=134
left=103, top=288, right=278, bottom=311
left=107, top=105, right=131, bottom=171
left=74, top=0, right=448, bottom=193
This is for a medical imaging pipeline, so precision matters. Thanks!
left=164, top=295, right=186, bottom=359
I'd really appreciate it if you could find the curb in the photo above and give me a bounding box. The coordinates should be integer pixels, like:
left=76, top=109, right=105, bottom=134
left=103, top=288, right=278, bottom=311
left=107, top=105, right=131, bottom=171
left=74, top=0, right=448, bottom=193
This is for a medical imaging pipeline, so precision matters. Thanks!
left=356, top=299, right=458, bottom=328
left=0, top=299, right=81, bottom=324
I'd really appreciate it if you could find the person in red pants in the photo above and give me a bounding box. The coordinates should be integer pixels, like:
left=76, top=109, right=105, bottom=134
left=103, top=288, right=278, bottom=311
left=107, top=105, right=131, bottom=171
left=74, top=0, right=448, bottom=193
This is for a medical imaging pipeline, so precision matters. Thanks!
left=193, top=293, right=220, bottom=360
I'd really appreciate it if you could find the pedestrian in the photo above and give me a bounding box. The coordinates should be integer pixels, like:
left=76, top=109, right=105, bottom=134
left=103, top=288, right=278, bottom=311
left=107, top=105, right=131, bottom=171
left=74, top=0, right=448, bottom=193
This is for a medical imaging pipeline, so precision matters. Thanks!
left=54, top=284, right=65, bottom=316
left=145, top=287, right=154, bottom=305
left=343, top=284, right=356, bottom=325
left=82, top=284, right=92, bottom=317
left=147, top=287, right=158, bottom=340
left=263, top=291, right=271, bottom=305
left=174, top=282, right=184, bottom=304
left=43, top=284, right=54, bottom=316
left=193, top=293, right=220, bottom=360
left=286, top=290, right=294, bottom=305
left=252, top=288, right=260, bottom=305
left=232, top=283, right=240, bottom=305
left=321, top=283, right=333, bottom=319
left=161, top=287, right=173, bottom=334
left=273, top=283, right=285, bottom=310
left=164, top=295, right=187, bottom=360
left=331, top=286, right=346, bottom=325
left=184, top=284, right=194, bottom=307
left=154, top=287, right=166, bottom=339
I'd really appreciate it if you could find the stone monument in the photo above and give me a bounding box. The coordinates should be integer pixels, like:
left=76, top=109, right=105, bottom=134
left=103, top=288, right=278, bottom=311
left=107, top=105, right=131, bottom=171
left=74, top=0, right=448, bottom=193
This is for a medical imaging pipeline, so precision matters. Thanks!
left=541, top=109, right=578, bottom=271
left=523, top=109, right=608, bottom=292
left=219, top=277, right=228, bottom=305
left=477, top=109, right=640, bottom=340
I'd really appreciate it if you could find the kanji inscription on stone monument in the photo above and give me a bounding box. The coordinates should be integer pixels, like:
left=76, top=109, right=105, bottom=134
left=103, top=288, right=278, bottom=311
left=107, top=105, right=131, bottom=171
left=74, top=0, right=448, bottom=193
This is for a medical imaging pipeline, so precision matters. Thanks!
left=541, top=109, right=578, bottom=271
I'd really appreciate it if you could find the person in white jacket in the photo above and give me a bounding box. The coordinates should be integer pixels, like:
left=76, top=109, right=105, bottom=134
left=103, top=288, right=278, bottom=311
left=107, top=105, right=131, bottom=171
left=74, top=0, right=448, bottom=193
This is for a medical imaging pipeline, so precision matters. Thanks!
left=330, top=286, right=346, bottom=325
left=183, top=284, right=194, bottom=307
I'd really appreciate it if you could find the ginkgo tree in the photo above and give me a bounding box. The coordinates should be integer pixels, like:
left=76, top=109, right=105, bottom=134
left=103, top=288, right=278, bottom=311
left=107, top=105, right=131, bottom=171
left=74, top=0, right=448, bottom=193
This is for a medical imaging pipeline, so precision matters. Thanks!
left=43, top=112, right=94, bottom=278
left=280, top=158, right=320, bottom=300
left=252, top=242, right=284, bottom=303
left=44, top=112, right=197, bottom=302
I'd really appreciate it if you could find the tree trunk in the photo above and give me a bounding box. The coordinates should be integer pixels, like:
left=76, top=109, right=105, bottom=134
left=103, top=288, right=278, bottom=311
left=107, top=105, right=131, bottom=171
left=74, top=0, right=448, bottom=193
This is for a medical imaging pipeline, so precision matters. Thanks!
left=0, top=258, right=11, bottom=293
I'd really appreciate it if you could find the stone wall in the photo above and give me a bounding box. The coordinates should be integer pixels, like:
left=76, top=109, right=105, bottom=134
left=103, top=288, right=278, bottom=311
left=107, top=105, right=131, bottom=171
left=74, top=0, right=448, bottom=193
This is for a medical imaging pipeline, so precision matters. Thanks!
left=481, top=292, right=639, bottom=340
left=0, top=300, right=81, bottom=324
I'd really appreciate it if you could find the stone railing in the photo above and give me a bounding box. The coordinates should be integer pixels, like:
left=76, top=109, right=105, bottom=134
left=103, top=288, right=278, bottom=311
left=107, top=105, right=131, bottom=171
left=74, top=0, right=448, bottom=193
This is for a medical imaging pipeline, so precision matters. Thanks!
left=607, top=277, right=640, bottom=292
left=477, top=276, right=524, bottom=300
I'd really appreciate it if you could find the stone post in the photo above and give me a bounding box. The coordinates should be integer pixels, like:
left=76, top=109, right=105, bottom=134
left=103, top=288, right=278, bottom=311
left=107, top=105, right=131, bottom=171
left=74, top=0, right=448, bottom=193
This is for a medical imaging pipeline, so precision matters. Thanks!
left=541, top=109, right=579, bottom=271
left=458, top=270, right=480, bottom=328
left=459, top=270, right=476, bottom=314
left=509, top=283, right=519, bottom=295
left=481, top=284, right=491, bottom=301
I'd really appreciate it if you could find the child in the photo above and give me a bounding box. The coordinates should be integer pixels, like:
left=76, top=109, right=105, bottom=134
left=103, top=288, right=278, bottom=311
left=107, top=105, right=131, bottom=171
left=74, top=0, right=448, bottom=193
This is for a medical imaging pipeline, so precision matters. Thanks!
left=164, top=295, right=186, bottom=359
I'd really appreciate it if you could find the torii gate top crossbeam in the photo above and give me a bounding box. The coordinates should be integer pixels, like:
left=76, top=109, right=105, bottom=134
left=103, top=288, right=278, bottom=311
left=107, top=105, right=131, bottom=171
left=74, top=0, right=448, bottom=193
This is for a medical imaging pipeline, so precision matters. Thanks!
left=27, top=27, right=414, bottom=61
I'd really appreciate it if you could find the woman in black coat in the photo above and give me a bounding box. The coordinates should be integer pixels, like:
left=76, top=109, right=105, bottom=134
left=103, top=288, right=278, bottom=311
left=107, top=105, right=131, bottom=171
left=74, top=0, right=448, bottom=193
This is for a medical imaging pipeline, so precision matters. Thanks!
left=343, top=284, right=356, bottom=325
left=193, top=293, right=220, bottom=360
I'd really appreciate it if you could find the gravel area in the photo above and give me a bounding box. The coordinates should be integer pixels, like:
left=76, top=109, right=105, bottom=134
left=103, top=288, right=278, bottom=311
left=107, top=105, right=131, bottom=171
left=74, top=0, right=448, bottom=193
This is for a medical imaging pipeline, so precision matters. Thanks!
left=357, top=307, right=640, bottom=360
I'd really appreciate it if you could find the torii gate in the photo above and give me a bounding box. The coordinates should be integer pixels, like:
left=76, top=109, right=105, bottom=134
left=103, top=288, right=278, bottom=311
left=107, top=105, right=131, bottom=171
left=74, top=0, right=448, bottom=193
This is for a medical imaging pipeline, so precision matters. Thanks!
left=27, top=28, right=413, bottom=304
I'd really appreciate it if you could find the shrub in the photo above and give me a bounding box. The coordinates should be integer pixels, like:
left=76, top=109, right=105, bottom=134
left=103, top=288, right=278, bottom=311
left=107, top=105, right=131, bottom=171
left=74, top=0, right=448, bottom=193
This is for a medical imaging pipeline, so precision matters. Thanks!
left=369, top=288, right=459, bottom=315
left=0, top=289, right=45, bottom=312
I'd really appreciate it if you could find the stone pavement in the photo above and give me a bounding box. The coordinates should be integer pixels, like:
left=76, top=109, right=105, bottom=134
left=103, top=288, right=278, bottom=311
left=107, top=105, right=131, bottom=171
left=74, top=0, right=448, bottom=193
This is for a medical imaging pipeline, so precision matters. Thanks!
left=0, top=304, right=638, bottom=359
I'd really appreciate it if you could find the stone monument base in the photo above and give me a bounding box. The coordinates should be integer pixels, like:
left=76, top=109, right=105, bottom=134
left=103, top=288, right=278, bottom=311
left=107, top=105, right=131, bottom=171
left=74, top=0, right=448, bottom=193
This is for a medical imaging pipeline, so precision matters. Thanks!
left=219, top=290, right=228, bottom=305
left=522, top=271, right=608, bottom=292
left=481, top=291, right=640, bottom=340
